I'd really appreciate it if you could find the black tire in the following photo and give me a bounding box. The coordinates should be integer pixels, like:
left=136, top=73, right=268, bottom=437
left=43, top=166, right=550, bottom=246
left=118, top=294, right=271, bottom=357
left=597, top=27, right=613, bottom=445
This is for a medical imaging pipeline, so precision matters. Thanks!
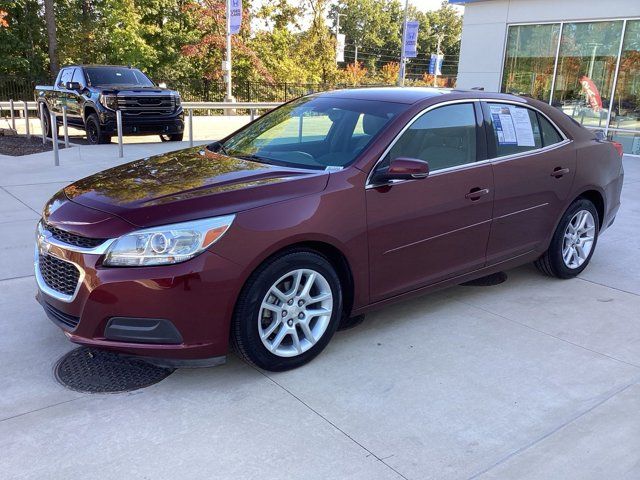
left=535, top=198, right=599, bottom=279
left=40, top=105, right=58, bottom=139
left=232, top=249, right=343, bottom=371
left=159, top=133, right=184, bottom=142
left=85, top=113, right=111, bottom=144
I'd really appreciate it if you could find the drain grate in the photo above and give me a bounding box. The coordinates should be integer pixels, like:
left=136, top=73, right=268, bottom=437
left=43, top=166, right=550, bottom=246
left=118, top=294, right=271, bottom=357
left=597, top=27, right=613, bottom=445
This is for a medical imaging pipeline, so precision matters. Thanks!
left=460, top=271, right=508, bottom=287
left=54, top=347, right=174, bottom=393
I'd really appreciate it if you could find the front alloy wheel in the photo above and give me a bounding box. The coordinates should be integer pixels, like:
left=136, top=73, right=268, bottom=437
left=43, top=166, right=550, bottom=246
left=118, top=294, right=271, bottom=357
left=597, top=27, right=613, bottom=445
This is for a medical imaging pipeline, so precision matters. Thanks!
left=232, top=250, right=342, bottom=371
left=259, top=269, right=333, bottom=357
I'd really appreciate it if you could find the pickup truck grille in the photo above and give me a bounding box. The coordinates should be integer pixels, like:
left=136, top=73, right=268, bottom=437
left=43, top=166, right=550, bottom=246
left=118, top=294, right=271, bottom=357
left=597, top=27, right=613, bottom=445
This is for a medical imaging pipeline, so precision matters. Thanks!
left=117, top=96, right=175, bottom=116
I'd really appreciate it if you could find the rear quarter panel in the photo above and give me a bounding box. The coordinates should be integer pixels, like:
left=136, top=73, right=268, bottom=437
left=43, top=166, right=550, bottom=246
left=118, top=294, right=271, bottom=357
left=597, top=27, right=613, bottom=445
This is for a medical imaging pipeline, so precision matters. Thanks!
left=571, top=138, right=624, bottom=231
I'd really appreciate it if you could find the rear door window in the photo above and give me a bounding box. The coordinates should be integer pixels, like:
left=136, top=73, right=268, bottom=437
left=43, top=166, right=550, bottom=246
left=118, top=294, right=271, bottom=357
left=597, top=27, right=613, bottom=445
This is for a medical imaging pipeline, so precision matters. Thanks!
left=71, top=68, right=86, bottom=88
left=537, top=113, right=564, bottom=147
left=57, top=69, right=73, bottom=88
left=486, top=102, right=542, bottom=157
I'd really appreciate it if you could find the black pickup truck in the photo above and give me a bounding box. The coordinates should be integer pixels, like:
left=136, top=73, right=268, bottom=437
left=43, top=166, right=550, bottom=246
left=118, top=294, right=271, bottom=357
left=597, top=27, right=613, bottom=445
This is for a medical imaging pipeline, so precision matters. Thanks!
left=35, top=65, right=184, bottom=144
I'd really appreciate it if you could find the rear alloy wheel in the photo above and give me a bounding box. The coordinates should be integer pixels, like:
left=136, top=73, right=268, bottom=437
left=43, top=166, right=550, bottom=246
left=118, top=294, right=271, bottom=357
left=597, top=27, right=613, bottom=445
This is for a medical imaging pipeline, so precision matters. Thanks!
left=562, top=210, right=597, bottom=269
left=232, top=251, right=342, bottom=371
left=535, top=199, right=599, bottom=279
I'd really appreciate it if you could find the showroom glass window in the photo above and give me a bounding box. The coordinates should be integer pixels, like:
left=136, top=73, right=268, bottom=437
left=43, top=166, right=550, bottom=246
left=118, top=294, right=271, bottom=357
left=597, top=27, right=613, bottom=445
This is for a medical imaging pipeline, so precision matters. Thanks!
left=609, top=20, right=640, bottom=154
left=552, top=21, right=624, bottom=128
left=501, top=24, right=561, bottom=102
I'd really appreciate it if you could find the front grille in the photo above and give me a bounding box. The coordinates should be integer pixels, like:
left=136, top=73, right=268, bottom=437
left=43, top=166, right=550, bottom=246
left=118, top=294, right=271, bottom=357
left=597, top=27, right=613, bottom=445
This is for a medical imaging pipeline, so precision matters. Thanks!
left=117, top=96, right=175, bottom=116
left=39, top=253, right=81, bottom=297
left=44, top=223, right=106, bottom=249
left=41, top=300, right=80, bottom=330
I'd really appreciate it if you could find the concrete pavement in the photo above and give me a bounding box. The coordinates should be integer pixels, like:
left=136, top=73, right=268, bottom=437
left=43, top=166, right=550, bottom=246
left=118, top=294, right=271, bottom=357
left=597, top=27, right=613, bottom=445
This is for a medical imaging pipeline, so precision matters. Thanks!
left=0, top=143, right=639, bottom=479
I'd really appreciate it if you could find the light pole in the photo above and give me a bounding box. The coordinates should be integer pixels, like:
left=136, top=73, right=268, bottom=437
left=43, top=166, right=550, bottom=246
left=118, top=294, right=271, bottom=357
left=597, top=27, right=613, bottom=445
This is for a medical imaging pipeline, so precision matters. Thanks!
left=224, top=0, right=234, bottom=103
left=397, top=0, right=409, bottom=86
left=335, top=13, right=346, bottom=64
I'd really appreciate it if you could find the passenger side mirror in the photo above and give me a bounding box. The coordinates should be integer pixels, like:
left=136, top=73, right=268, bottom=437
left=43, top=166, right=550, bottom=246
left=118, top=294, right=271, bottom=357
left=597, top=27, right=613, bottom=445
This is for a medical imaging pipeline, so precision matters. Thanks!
left=374, top=157, right=430, bottom=183
left=66, top=81, right=81, bottom=91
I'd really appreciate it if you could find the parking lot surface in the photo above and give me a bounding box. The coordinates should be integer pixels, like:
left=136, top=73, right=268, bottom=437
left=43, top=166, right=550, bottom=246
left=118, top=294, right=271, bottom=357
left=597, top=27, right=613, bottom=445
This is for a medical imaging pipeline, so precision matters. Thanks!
left=1, top=144, right=639, bottom=480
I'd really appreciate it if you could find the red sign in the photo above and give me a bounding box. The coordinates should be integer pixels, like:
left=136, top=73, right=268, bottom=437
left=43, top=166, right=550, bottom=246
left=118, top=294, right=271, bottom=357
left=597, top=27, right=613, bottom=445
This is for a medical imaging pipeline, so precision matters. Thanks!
left=580, top=76, right=603, bottom=112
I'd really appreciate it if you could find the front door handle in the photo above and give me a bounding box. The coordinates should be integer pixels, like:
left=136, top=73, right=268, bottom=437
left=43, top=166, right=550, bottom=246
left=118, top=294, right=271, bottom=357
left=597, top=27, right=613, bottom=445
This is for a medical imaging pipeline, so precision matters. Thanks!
left=465, top=187, right=490, bottom=201
left=551, top=167, right=570, bottom=178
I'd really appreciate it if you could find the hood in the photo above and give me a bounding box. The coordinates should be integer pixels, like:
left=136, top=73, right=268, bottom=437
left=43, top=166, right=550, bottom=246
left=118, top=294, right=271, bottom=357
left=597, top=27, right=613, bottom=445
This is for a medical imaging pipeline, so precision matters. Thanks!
left=99, top=86, right=175, bottom=95
left=64, top=147, right=330, bottom=228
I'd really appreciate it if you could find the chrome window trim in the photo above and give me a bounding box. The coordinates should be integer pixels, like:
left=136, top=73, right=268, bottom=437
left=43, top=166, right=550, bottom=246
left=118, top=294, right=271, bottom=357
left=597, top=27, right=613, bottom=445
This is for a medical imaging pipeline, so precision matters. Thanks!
left=365, top=97, right=571, bottom=190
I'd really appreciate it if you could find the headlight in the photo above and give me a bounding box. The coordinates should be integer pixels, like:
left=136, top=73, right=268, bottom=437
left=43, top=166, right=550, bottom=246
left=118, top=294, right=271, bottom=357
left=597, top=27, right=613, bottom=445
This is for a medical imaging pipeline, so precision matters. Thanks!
left=173, top=93, right=181, bottom=108
left=103, top=215, right=235, bottom=267
left=99, top=94, right=118, bottom=110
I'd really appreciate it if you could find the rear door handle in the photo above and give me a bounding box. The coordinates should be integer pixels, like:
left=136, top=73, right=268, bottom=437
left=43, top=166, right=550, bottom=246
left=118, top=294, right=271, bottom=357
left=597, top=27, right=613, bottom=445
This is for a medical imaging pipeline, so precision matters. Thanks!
left=551, top=167, right=570, bottom=178
left=465, top=187, right=490, bottom=201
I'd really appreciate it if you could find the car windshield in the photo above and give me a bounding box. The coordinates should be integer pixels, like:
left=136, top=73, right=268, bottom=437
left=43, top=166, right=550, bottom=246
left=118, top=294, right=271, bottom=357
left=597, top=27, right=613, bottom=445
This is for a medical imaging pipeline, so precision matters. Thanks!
left=221, top=96, right=408, bottom=170
left=85, top=67, right=155, bottom=87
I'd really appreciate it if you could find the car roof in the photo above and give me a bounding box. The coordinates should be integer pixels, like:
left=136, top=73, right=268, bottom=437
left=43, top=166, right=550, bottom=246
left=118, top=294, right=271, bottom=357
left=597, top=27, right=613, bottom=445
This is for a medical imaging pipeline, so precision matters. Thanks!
left=317, top=87, right=526, bottom=105
left=319, top=87, right=450, bottom=104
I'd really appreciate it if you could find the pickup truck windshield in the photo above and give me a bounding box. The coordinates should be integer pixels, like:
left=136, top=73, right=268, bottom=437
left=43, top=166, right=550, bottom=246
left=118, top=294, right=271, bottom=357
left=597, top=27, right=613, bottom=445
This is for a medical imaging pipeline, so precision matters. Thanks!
left=222, top=96, right=407, bottom=170
left=84, top=67, right=155, bottom=87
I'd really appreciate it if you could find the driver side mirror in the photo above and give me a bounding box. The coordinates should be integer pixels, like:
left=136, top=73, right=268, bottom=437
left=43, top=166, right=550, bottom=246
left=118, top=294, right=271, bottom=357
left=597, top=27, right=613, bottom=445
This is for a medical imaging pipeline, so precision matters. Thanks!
left=373, top=157, right=430, bottom=183
left=66, top=81, right=81, bottom=91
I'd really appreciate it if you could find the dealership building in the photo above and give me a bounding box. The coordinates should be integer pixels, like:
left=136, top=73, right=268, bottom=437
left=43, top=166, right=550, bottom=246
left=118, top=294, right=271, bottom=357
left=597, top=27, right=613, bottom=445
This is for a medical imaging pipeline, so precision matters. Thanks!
left=451, top=0, right=640, bottom=154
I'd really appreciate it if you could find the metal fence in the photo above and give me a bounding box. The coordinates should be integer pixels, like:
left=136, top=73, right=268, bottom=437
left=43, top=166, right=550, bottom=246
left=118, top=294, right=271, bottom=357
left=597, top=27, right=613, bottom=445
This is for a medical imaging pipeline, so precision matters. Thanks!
left=0, top=76, right=48, bottom=102
left=1, top=76, right=366, bottom=102
left=1, top=75, right=458, bottom=103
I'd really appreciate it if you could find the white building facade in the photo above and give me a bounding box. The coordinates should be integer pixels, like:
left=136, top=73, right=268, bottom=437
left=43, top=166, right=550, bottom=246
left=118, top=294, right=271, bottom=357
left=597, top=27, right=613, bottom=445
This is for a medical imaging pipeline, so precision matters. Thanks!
left=451, top=0, right=640, bottom=153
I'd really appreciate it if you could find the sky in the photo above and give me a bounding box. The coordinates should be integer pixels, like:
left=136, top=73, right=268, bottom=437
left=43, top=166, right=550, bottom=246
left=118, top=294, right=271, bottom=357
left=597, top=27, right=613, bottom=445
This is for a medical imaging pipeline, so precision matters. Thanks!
left=411, top=0, right=462, bottom=11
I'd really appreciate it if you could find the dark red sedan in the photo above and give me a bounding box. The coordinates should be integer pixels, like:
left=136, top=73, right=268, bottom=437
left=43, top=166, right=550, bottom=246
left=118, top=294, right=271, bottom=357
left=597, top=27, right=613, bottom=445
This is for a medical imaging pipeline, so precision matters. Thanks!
left=35, top=88, right=624, bottom=371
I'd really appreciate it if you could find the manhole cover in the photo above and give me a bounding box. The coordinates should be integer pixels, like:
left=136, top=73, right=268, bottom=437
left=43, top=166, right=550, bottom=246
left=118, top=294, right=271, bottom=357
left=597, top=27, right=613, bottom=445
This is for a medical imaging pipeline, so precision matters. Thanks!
left=460, top=271, right=508, bottom=287
left=54, top=347, right=174, bottom=393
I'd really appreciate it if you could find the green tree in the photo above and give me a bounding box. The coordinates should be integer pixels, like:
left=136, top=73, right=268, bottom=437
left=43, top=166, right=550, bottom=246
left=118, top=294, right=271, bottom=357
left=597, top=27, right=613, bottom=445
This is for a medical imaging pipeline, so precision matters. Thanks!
left=415, top=1, right=462, bottom=75
left=0, top=1, right=48, bottom=78
left=329, top=0, right=403, bottom=74
left=297, top=0, right=338, bottom=84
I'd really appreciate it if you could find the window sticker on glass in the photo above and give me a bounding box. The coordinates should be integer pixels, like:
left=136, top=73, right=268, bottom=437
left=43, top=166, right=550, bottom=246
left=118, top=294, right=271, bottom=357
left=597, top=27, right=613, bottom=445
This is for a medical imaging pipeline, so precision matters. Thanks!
left=509, top=106, right=536, bottom=146
left=490, top=105, right=517, bottom=145
left=490, top=105, right=535, bottom=147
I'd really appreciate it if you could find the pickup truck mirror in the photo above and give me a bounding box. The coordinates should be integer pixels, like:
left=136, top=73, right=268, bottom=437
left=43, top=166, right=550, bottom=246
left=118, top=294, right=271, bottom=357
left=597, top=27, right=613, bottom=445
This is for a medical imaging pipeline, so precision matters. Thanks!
left=65, top=81, right=82, bottom=91
left=158, top=82, right=167, bottom=89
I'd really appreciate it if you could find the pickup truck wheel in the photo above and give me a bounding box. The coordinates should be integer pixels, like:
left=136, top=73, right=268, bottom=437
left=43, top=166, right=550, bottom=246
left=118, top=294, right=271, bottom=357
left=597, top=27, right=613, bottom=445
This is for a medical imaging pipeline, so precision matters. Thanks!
left=41, top=106, right=58, bottom=139
left=159, top=133, right=184, bottom=142
left=86, top=113, right=111, bottom=145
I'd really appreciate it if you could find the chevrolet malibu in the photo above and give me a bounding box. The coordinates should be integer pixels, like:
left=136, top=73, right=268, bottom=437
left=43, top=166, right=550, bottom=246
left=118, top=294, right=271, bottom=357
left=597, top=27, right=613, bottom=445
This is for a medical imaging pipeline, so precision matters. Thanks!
left=35, top=88, right=624, bottom=371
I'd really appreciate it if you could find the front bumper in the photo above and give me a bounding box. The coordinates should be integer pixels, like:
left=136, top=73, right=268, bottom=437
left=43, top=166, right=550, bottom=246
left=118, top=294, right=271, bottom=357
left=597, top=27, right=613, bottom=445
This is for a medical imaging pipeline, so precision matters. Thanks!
left=100, top=109, right=184, bottom=136
left=35, top=235, right=244, bottom=362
